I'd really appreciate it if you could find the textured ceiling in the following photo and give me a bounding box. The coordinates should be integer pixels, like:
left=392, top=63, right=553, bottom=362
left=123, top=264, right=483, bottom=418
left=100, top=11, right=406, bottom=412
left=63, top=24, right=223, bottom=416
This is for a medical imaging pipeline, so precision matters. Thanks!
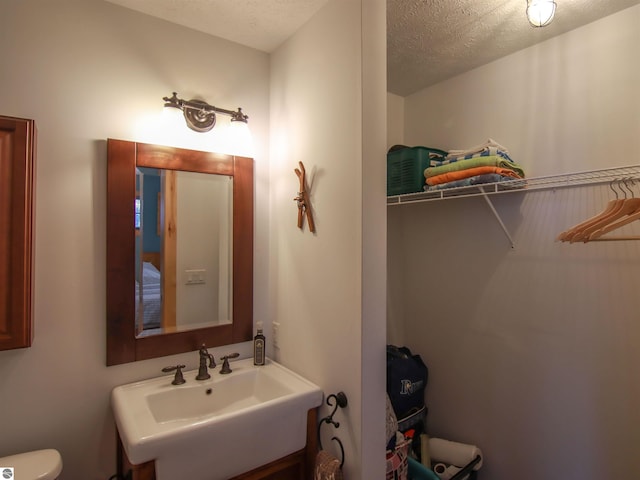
left=388, top=0, right=640, bottom=96
left=104, top=0, right=331, bottom=52
left=105, top=0, right=640, bottom=96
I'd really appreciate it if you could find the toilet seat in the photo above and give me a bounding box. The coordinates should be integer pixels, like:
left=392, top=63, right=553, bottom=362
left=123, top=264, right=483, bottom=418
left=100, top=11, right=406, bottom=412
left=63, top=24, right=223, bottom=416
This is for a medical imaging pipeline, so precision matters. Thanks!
left=0, top=449, right=62, bottom=480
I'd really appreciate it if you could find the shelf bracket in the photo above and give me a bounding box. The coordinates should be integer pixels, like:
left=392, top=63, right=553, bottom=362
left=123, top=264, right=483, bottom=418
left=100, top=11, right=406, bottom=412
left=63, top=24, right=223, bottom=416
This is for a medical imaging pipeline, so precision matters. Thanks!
left=479, top=187, right=515, bottom=248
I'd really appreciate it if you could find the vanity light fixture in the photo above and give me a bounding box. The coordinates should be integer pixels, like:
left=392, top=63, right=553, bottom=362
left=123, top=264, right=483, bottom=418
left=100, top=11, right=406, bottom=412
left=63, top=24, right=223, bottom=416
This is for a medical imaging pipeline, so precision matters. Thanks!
left=526, top=0, right=557, bottom=27
left=162, top=92, right=249, bottom=133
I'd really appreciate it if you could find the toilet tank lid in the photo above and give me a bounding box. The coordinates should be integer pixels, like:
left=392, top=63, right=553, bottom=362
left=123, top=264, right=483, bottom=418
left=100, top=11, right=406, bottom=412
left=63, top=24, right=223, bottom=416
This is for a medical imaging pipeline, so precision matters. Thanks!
left=0, top=449, right=62, bottom=480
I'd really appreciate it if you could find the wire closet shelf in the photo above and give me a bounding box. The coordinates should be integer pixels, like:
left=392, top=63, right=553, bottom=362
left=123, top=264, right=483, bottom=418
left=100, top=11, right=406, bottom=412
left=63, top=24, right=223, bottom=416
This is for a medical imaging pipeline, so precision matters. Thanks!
left=387, top=164, right=640, bottom=206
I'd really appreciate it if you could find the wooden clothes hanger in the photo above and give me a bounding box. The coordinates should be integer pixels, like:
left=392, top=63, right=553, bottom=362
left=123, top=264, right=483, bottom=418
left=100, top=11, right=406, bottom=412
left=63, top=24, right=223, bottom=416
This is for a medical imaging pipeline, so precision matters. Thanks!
left=569, top=181, right=639, bottom=242
left=558, top=178, right=640, bottom=243
left=557, top=179, right=622, bottom=242
left=588, top=178, right=640, bottom=241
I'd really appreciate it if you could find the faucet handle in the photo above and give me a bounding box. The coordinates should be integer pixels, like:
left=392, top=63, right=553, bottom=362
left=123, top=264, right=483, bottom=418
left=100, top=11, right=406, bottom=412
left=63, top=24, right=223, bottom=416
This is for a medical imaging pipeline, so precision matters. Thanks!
left=219, top=353, right=240, bottom=374
left=162, top=364, right=186, bottom=385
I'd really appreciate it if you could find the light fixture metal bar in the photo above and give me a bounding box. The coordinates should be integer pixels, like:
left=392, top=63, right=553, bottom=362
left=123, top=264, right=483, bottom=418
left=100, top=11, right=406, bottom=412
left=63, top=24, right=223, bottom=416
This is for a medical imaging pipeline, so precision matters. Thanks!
left=162, top=92, right=248, bottom=133
left=180, top=99, right=247, bottom=122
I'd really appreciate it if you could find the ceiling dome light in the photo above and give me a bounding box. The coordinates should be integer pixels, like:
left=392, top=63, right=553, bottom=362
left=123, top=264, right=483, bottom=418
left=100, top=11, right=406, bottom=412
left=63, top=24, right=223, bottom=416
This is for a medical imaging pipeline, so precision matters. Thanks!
left=526, top=0, right=557, bottom=27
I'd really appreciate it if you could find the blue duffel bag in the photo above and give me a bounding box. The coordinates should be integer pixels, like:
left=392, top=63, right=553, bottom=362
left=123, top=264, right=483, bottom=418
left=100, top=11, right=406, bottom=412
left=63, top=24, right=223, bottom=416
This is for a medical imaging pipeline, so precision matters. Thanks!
left=386, top=345, right=429, bottom=431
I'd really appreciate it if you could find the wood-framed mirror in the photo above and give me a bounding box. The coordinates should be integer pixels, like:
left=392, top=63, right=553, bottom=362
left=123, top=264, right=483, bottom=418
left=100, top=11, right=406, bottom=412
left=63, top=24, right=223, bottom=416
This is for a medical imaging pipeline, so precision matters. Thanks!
left=106, top=139, right=253, bottom=366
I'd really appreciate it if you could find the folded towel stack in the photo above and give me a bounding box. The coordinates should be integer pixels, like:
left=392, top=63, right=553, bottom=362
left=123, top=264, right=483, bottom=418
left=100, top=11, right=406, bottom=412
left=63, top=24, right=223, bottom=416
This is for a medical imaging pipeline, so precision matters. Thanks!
left=423, top=139, right=525, bottom=191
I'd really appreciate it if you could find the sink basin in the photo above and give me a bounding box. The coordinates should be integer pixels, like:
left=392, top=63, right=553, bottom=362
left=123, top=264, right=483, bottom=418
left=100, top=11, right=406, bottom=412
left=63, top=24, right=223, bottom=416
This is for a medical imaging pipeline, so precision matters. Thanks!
left=112, top=358, right=323, bottom=480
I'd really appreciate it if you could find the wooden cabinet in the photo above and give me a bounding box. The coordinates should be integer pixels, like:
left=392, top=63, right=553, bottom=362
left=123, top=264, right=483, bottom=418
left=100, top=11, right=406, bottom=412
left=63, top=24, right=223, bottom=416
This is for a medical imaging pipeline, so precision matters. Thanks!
left=117, top=409, right=317, bottom=480
left=0, top=115, right=36, bottom=351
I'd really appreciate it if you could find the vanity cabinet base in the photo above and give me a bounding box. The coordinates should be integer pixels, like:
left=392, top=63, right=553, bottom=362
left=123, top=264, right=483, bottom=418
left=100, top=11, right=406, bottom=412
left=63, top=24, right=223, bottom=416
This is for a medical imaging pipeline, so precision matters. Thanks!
left=228, top=448, right=306, bottom=480
left=117, top=409, right=317, bottom=480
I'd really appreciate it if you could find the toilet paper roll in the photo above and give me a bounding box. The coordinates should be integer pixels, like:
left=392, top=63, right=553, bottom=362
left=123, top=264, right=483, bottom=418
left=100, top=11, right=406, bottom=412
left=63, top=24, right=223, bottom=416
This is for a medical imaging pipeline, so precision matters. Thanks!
left=428, top=438, right=483, bottom=470
left=433, top=463, right=463, bottom=480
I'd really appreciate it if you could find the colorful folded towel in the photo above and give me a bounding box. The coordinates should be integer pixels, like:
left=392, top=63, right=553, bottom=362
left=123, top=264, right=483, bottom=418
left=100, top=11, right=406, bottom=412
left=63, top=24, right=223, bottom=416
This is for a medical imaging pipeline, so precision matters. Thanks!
left=424, top=155, right=525, bottom=179
left=425, top=173, right=522, bottom=191
left=426, top=166, right=522, bottom=186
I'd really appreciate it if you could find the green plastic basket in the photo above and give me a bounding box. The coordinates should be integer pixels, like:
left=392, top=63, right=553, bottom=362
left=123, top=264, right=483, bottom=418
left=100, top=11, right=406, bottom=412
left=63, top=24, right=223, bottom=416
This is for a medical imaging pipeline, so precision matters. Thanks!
left=387, top=146, right=448, bottom=196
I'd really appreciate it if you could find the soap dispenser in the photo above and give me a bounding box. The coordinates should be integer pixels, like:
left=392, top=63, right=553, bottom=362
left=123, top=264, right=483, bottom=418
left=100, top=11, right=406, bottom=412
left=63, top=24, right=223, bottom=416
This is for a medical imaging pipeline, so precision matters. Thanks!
left=253, top=322, right=265, bottom=366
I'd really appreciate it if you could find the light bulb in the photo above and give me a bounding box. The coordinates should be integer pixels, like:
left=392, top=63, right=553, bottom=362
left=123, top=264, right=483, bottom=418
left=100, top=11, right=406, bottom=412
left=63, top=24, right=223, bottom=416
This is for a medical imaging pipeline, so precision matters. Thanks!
left=161, top=105, right=184, bottom=128
left=225, top=120, right=254, bottom=157
left=527, top=0, right=556, bottom=27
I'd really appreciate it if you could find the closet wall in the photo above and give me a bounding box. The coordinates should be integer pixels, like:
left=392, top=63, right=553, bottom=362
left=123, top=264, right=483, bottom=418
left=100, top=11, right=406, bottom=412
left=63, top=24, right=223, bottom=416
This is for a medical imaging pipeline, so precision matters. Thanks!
left=387, top=5, right=640, bottom=480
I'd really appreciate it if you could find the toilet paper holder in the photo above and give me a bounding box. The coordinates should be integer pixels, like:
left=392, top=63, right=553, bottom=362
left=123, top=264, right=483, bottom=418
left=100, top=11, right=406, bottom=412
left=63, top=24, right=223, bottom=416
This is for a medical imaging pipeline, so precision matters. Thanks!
left=438, top=455, right=482, bottom=480
left=429, top=437, right=483, bottom=480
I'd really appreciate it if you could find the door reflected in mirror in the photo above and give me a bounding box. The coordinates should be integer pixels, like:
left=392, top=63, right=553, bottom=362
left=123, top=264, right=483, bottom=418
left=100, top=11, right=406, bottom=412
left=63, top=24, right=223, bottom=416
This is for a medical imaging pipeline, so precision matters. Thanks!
left=135, top=168, right=233, bottom=337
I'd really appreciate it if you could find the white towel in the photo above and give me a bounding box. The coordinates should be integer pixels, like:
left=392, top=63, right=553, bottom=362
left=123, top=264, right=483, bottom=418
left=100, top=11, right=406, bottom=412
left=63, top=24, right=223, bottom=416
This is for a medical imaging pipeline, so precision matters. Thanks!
left=446, top=138, right=510, bottom=158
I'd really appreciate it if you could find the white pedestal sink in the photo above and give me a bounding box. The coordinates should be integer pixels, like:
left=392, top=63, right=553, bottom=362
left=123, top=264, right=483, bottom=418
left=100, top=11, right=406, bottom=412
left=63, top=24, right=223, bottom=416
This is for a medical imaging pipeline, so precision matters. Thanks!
left=112, top=358, right=323, bottom=480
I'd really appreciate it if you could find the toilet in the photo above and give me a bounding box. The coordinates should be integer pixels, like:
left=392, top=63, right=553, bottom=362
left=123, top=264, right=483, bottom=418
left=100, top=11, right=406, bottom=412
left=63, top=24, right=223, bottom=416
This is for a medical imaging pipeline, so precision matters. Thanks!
left=0, top=449, right=62, bottom=480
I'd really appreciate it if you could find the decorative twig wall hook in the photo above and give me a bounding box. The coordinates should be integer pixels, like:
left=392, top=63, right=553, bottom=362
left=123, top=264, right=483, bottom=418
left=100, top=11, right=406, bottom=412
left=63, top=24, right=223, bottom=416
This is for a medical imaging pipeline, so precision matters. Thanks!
left=294, top=161, right=316, bottom=233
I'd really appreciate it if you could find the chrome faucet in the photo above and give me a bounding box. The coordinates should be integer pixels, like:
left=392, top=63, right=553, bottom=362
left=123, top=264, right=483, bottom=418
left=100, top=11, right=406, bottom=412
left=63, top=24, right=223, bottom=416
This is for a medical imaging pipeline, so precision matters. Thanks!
left=196, top=344, right=216, bottom=380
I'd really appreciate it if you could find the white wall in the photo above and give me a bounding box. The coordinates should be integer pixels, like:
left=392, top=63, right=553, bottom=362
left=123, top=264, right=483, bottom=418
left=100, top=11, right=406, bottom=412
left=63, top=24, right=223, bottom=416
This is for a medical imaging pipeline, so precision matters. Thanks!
left=0, top=1, right=269, bottom=478
left=386, top=92, right=407, bottom=346
left=269, top=0, right=387, bottom=477
left=387, top=92, right=405, bottom=148
left=389, top=6, right=640, bottom=480
left=361, top=2, right=388, bottom=478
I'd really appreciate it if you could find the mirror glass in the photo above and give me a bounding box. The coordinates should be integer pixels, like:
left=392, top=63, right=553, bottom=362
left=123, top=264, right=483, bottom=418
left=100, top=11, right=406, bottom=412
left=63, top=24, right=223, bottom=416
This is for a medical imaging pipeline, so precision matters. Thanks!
left=135, top=168, right=233, bottom=337
left=107, top=139, right=253, bottom=366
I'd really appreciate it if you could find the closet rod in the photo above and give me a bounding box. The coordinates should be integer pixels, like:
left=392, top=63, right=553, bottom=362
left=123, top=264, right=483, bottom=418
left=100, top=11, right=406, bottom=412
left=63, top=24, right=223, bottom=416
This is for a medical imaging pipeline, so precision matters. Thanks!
left=588, top=236, right=640, bottom=242
left=387, top=163, right=640, bottom=205
left=387, top=164, right=640, bottom=249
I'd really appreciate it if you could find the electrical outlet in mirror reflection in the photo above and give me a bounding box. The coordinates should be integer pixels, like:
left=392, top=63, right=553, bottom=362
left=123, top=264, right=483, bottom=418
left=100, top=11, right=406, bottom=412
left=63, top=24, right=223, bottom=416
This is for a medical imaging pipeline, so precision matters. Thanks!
left=184, top=269, right=206, bottom=285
